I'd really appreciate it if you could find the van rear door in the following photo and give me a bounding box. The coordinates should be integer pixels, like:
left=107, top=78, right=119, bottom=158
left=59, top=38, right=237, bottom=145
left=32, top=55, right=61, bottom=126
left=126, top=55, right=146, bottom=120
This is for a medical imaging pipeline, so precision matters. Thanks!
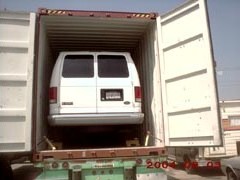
left=60, top=54, right=97, bottom=113
left=96, top=53, right=135, bottom=113
left=157, top=0, right=222, bottom=146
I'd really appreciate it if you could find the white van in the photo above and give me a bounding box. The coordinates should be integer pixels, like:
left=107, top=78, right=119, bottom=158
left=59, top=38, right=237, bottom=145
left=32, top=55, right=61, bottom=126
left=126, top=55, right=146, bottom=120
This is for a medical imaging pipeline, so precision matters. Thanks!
left=48, top=51, right=144, bottom=126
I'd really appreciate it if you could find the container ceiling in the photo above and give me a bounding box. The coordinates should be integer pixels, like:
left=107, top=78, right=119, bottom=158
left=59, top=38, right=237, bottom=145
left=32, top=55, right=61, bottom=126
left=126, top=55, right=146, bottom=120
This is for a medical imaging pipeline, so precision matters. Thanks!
left=40, top=15, right=154, bottom=54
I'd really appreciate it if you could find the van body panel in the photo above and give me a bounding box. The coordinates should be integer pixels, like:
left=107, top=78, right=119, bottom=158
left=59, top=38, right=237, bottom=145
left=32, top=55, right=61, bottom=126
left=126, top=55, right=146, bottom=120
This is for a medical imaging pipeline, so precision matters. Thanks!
left=59, top=52, right=97, bottom=113
left=96, top=52, right=141, bottom=113
left=49, top=113, right=144, bottom=126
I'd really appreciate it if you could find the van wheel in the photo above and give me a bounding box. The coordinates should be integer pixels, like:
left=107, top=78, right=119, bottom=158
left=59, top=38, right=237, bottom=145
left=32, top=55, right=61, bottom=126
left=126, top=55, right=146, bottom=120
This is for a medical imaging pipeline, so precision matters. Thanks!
left=0, top=157, right=13, bottom=180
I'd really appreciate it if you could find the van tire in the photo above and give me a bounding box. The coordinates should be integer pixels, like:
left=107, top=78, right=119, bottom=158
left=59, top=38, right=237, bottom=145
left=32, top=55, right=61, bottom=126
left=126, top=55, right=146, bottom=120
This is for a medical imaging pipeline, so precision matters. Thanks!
left=0, top=157, right=13, bottom=180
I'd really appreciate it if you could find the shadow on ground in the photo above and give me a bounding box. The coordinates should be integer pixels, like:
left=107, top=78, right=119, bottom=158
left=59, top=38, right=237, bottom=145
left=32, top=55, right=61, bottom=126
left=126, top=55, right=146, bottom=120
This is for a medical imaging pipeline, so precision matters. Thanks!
left=195, top=168, right=224, bottom=177
left=166, top=164, right=225, bottom=180
left=13, top=165, right=42, bottom=180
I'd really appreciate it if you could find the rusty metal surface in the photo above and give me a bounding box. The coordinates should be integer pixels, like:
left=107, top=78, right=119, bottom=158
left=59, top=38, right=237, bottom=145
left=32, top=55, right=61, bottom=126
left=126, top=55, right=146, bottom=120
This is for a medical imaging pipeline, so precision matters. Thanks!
left=34, top=147, right=166, bottom=162
left=38, top=8, right=157, bottom=19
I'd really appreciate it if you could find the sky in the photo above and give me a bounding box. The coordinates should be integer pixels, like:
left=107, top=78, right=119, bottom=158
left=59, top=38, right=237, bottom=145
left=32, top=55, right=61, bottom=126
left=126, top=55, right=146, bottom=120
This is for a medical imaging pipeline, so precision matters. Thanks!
left=0, top=0, right=240, bottom=101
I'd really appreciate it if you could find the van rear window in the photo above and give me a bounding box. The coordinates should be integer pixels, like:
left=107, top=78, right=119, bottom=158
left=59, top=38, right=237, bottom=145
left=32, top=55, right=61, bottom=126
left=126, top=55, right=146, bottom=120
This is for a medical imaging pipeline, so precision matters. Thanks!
left=98, top=55, right=129, bottom=78
left=62, top=55, right=94, bottom=78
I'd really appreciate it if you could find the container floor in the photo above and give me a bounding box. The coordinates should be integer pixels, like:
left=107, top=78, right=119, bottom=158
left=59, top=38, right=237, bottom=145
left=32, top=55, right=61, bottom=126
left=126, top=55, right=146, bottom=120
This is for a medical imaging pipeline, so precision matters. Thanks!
left=47, top=124, right=142, bottom=150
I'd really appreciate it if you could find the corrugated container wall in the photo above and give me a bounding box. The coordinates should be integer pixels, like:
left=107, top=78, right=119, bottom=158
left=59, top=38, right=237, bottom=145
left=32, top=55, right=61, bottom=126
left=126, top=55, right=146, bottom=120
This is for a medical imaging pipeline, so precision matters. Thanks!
left=0, top=12, right=35, bottom=152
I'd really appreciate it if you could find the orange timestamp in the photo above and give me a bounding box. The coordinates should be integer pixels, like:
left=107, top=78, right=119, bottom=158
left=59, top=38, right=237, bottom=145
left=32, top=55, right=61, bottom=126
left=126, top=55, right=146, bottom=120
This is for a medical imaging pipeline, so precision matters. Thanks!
left=146, top=160, right=221, bottom=169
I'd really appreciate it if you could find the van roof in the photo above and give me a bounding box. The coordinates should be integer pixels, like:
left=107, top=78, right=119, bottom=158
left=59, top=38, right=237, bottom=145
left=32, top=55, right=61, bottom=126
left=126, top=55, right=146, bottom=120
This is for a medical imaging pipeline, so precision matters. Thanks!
left=59, top=51, right=131, bottom=55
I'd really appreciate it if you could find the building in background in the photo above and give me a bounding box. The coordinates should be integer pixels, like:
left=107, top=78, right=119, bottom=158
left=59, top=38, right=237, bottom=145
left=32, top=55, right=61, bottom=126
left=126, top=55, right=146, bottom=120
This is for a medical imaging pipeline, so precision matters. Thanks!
left=220, top=100, right=240, bottom=156
left=204, top=100, right=240, bottom=158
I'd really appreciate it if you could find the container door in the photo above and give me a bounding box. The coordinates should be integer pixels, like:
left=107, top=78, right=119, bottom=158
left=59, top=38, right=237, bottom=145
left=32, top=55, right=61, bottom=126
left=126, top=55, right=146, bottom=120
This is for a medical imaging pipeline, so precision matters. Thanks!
left=0, top=12, right=35, bottom=152
left=96, top=53, right=134, bottom=113
left=157, top=0, right=222, bottom=146
left=60, top=54, right=97, bottom=113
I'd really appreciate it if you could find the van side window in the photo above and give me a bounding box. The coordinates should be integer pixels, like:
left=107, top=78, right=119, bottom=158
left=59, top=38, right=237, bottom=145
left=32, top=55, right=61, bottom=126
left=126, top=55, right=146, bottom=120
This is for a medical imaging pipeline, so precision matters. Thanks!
left=62, top=55, right=94, bottom=78
left=98, top=55, right=129, bottom=78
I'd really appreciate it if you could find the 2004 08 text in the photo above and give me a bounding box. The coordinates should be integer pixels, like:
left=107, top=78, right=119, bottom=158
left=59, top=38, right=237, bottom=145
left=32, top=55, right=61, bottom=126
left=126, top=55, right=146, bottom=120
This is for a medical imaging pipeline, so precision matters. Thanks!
left=146, top=160, right=221, bottom=169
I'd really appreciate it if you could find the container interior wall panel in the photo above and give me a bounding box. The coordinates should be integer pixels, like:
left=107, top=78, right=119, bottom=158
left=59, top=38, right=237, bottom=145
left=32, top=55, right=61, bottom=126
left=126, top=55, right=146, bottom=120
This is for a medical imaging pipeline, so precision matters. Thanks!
left=139, top=25, right=155, bottom=146
left=140, top=30, right=151, bottom=145
left=145, top=25, right=155, bottom=144
left=36, top=21, right=54, bottom=151
left=0, top=12, right=35, bottom=152
left=140, top=22, right=163, bottom=147
left=152, top=22, right=164, bottom=147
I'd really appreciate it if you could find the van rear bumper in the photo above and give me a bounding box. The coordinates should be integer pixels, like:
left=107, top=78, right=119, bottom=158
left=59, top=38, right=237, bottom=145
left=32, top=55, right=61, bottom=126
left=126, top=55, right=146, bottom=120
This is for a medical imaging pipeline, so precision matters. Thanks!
left=48, top=113, right=144, bottom=126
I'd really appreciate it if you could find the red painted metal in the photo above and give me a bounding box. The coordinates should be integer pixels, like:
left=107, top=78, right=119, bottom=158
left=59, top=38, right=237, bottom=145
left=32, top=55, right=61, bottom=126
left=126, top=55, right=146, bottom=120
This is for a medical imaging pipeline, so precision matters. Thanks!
left=38, top=8, right=157, bottom=19
left=34, top=147, right=166, bottom=162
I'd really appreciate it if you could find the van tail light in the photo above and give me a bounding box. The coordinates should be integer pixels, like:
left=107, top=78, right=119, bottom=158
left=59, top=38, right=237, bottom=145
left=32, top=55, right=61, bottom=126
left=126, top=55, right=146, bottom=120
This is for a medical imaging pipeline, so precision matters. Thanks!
left=49, top=87, right=57, bottom=104
left=135, top=86, right=142, bottom=102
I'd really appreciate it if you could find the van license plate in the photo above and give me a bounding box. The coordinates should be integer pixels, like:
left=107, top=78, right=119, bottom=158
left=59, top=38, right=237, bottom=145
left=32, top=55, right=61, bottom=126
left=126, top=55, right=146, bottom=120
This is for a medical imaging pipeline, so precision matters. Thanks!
left=106, top=92, right=121, bottom=100
left=101, top=89, right=123, bottom=101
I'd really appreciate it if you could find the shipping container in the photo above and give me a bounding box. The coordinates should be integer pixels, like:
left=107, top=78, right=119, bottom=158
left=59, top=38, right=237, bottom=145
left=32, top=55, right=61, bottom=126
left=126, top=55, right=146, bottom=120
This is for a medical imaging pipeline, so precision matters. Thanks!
left=0, top=0, right=222, bottom=179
